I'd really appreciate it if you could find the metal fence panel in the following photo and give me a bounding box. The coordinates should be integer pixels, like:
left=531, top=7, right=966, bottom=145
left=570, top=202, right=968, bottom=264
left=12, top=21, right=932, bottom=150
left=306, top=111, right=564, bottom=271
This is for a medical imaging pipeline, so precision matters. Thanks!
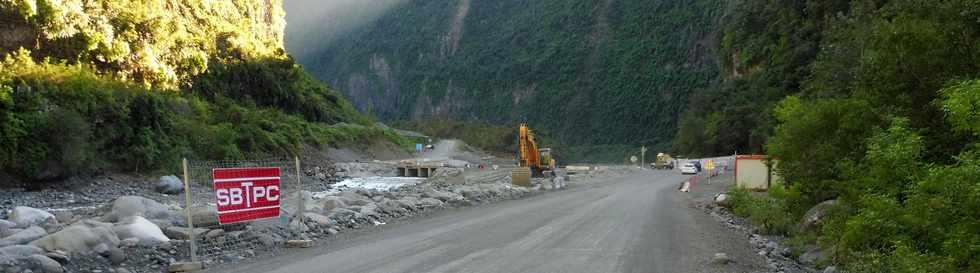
left=178, top=158, right=306, bottom=266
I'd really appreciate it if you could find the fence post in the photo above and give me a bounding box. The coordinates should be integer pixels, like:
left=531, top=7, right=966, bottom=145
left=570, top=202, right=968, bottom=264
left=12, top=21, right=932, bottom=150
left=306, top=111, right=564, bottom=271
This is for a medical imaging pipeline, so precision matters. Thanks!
left=182, top=158, right=198, bottom=263
left=295, top=156, right=304, bottom=237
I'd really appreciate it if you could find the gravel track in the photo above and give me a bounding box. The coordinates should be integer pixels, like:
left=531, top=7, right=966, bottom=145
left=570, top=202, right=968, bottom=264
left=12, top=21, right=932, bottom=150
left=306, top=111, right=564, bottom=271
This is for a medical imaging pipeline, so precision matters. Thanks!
left=212, top=169, right=771, bottom=273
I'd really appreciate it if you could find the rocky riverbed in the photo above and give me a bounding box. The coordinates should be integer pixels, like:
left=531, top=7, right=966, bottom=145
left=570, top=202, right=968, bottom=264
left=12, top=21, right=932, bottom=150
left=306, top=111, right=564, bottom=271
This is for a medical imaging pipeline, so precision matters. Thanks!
left=0, top=166, right=563, bottom=273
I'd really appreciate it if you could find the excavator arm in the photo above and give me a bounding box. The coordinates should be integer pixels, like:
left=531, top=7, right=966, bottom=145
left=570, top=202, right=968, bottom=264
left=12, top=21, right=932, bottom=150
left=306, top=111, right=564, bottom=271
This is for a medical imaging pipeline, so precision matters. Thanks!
left=518, top=123, right=540, bottom=170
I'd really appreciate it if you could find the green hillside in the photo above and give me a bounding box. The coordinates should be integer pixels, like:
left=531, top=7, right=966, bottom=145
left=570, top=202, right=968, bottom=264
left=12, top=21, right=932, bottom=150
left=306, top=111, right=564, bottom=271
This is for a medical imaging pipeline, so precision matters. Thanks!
left=300, top=0, right=722, bottom=157
left=0, top=0, right=404, bottom=183
left=699, top=1, right=980, bottom=272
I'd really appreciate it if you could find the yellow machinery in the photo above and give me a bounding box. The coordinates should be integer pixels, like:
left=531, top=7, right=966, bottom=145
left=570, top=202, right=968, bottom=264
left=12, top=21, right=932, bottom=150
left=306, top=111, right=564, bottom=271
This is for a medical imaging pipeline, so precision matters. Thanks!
left=513, top=123, right=555, bottom=186
left=653, top=153, right=674, bottom=169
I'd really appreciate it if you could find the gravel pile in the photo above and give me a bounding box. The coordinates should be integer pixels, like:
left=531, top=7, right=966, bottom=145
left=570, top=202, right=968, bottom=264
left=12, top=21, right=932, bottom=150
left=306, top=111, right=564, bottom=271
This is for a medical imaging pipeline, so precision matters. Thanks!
left=698, top=203, right=817, bottom=273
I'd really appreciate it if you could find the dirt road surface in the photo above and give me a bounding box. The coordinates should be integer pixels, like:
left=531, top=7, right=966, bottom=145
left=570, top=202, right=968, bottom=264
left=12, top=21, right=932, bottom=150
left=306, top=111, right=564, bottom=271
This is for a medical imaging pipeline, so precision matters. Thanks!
left=213, top=170, right=768, bottom=273
left=419, top=139, right=459, bottom=160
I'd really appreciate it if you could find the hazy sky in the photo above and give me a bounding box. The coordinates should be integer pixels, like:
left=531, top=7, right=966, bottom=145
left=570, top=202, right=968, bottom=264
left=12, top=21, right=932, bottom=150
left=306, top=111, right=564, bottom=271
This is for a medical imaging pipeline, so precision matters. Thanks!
left=284, top=0, right=409, bottom=60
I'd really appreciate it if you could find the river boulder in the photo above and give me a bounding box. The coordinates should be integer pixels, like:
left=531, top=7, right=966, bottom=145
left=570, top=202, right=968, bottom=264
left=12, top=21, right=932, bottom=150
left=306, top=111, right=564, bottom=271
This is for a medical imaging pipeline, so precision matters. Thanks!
left=155, top=175, right=183, bottom=194
left=112, top=216, right=169, bottom=247
left=0, top=226, right=46, bottom=247
left=30, top=220, right=119, bottom=254
left=800, top=199, right=839, bottom=232
left=8, top=207, right=57, bottom=228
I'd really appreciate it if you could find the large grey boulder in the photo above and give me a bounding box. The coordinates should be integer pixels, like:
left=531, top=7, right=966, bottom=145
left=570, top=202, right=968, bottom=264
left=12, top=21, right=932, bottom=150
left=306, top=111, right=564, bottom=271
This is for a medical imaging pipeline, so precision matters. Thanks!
left=155, top=175, right=183, bottom=194
left=111, top=216, right=169, bottom=247
left=0, top=245, right=53, bottom=273
left=0, top=245, right=43, bottom=257
left=101, top=196, right=174, bottom=225
left=183, top=205, right=219, bottom=228
left=28, top=254, right=63, bottom=273
left=52, top=211, right=73, bottom=224
left=162, top=226, right=207, bottom=240
left=0, top=220, right=14, bottom=234
left=8, top=207, right=57, bottom=228
left=0, top=226, right=46, bottom=246
left=43, top=251, right=69, bottom=265
left=0, top=228, right=20, bottom=238
left=714, top=193, right=732, bottom=208
left=204, top=229, right=225, bottom=240
left=800, top=199, right=839, bottom=232
left=30, top=220, right=119, bottom=254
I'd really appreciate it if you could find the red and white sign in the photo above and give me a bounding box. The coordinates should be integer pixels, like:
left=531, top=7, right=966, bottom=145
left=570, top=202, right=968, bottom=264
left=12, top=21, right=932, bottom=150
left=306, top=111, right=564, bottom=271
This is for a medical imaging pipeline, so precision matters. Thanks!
left=213, top=167, right=281, bottom=224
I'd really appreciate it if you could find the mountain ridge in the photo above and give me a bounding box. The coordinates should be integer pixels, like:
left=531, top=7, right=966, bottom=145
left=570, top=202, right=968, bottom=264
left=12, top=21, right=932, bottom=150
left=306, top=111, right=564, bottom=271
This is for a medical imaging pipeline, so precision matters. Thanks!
left=292, top=0, right=723, bottom=153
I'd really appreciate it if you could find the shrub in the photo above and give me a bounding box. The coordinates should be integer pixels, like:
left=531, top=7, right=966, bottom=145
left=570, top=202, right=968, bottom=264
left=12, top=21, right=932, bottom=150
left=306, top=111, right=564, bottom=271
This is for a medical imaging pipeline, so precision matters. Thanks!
left=728, top=186, right=796, bottom=235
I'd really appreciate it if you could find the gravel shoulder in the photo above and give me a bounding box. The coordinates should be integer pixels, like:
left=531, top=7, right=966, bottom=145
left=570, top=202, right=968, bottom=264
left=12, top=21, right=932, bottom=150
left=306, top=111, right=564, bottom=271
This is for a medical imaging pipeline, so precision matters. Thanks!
left=682, top=169, right=817, bottom=273
left=212, top=169, right=771, bottom=273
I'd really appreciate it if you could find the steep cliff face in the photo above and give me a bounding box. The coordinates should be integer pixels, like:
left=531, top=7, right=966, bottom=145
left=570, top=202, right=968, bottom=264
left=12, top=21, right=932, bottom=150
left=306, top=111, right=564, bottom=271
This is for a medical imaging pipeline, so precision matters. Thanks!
left=295, top=0, right=722, bottom=150
left=1, top=0, right=286, bottom=89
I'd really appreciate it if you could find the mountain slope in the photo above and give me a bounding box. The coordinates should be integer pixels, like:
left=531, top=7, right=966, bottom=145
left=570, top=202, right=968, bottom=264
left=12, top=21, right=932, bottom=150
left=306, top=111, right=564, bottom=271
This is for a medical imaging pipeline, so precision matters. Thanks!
left=295, top=0, right=722, bottom=153
left=0, top=0, right=402, bottom=183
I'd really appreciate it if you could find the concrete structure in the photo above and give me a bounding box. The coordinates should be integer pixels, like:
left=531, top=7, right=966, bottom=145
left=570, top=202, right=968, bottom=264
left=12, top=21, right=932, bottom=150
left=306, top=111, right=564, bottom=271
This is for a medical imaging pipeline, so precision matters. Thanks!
left=734, top=155, right=781, bottom=190
left=397, top=161, right=439, bottom=178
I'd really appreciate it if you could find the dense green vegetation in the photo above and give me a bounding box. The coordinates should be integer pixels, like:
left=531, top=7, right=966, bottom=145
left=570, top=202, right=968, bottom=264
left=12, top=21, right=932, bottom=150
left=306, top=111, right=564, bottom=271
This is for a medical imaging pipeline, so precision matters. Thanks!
left=716, top=1, right=980, bottom=272
left=673, top=0, right=853, bottom=155
left=302, top=0, right=722, bottom=161
left=0, top=0, right=287, bottom=89
left=0, top=0, right=404, bottom=183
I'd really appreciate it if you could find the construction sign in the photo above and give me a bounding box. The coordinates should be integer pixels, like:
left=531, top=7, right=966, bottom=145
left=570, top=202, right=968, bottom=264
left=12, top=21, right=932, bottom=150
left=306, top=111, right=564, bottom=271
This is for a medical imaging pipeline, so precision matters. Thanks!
left=213, top=167, right=282, bottom=224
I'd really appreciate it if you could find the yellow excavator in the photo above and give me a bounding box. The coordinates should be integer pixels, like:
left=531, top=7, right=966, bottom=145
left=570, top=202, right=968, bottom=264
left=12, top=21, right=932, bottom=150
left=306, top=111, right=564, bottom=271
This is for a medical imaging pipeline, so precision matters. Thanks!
left=512, top=123, right=555, bottom=186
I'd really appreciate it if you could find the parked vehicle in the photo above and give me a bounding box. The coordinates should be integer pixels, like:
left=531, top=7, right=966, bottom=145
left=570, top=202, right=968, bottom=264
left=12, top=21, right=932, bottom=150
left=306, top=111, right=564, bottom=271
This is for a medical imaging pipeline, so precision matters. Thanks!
left=679, top=163, right=698, bottom=175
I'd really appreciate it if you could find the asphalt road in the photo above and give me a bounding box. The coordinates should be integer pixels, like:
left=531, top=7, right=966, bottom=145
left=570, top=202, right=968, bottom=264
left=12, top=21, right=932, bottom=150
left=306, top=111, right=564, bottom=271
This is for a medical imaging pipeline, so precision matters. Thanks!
left=214, top=170, right=769, bottom=273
